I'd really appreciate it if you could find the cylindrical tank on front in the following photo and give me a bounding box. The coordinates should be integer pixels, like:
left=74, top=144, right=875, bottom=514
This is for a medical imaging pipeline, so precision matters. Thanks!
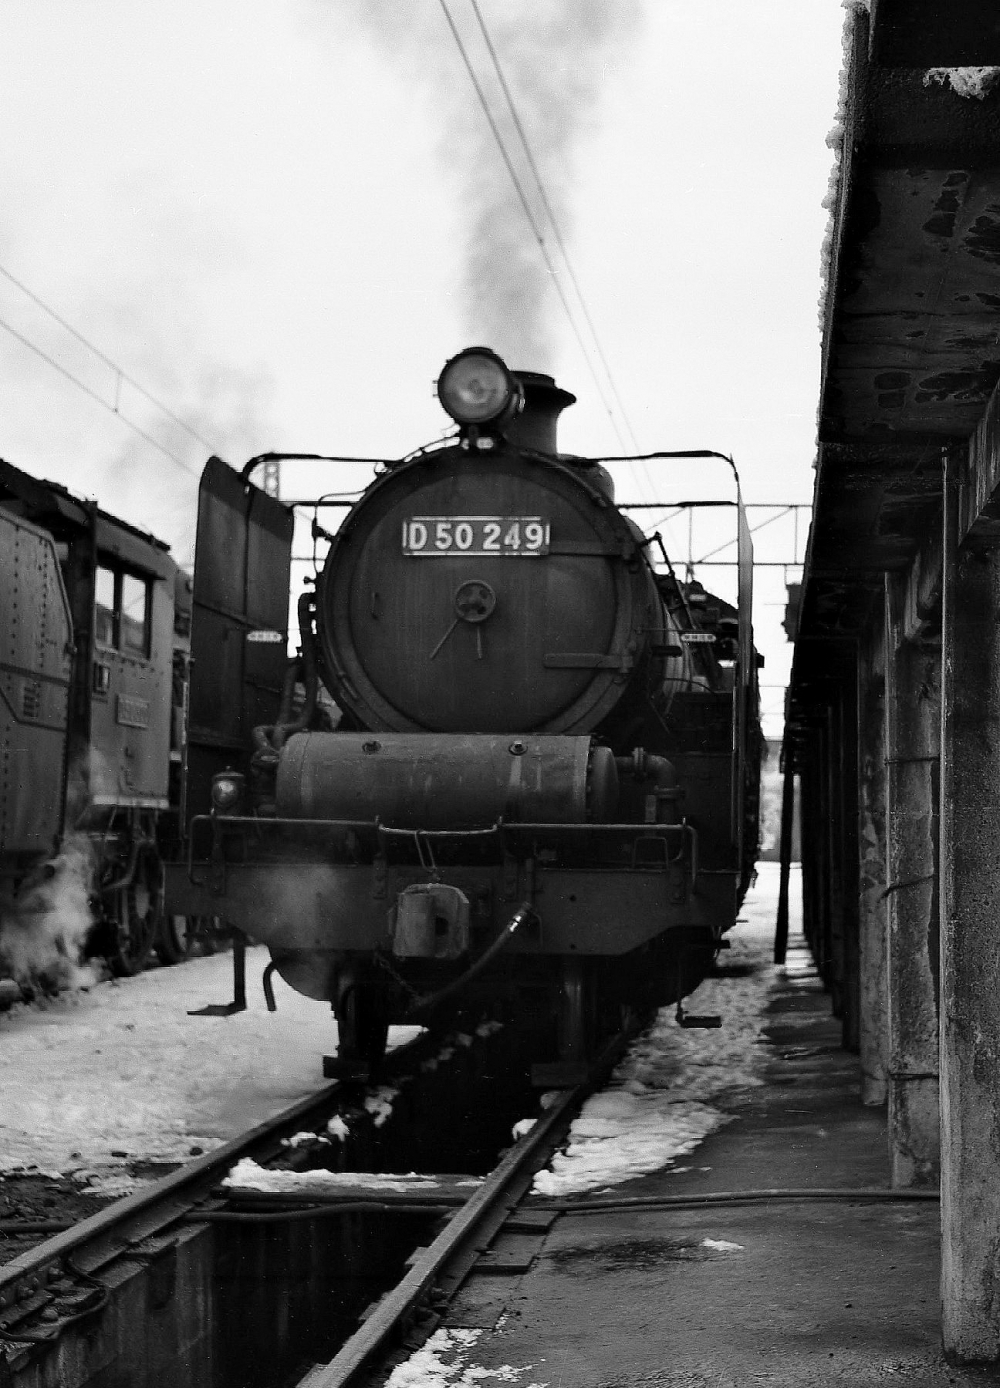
left=275, top=732, right=620, bottom=826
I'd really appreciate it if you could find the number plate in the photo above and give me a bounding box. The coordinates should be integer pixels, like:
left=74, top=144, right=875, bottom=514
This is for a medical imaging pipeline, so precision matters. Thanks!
left=402, top=516, right=551, bottom=556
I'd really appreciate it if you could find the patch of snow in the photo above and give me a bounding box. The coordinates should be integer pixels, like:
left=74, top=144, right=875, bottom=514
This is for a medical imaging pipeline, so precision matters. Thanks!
left=326, top=1115, right=351, bottom=1142
left=283, top=1130, right=326, bottom=1149
left=1, top=1161, right=64, bottom=1180
left=819, top=4, right=867, bottom=339
left=385, top=1328, right=545, bottom=1388
left=83, top=1172, right=148, bottom=1198
left=223, top=1157, right=442, bottom=1195
left=0, top=944, right=413, bottom=1192
left=531, top=866, right=794, bottom=1196
left=364, top=1085, right=400, bottom=1128
left=531, top=1096, right=729, bottom=1197
left=924, top=67, right=1000, bottom=100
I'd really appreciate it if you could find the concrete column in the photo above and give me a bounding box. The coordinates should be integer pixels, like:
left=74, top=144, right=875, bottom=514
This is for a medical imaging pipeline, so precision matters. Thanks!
left=857, top=631, right=888, bottom=1106
left=839, top=666, right=861, bottom=1055
left=799, top=735, right=819, bottom=961
left=884, top=575, right=939, bottom=1187
left=940, top=461, right=1000, bottom=1361
left=823, top=708, right=843, bottom=1012
left=774, top=752, right=796, bottom=964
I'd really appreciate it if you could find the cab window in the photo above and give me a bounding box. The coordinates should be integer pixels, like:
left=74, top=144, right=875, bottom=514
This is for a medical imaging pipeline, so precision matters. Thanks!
left=95, top=565, right=151, bottom=657
left=94, top=565, right=117, bottom=647
left=121, top=574, right=150, bottom=655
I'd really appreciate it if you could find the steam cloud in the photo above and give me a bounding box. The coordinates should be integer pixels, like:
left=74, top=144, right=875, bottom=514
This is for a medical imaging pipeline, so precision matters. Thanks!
left=0, top=837, right=98, bottom=994
left=326, top=0, right=643, bottom=370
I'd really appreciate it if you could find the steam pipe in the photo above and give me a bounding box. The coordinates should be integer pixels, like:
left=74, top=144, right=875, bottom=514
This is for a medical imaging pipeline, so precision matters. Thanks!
left=614, top=750, right=680, bottom=825
left=251, top=592, right=319, bottom=757
left=273, top=592, right=319, bottom=749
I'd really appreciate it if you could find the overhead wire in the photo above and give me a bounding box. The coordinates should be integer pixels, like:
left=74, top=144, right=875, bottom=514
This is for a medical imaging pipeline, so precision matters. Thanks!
left=466, top=0, right=657, bottom=503
left=469, top=0, right=655, bottom=491
left=0, top=261, right=215, bottom=454
left=0, top=308, right=199, bottom=477
left=438, top=0, right=656, bottom=501
left=466, top=5, right=644, bottom=440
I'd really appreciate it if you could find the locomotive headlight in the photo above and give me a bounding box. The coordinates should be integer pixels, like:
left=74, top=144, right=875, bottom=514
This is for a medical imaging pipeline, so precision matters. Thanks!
left=211, top=771, right=245, bottom=815
left=437, top=348, right=522, bottom=431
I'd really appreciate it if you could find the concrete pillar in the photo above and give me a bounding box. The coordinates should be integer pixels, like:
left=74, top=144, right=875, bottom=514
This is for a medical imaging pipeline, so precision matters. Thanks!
left=857, top=631, right=888, bottom=1106
left=838, top=665, right=861, bottom=1055
left=884, top=575, right=939, bottom=1187
left=821, top=708, right=841, bottom=1010
left=799, top=735, right=819, bottom=961
left=774, top=751, right=796, bottom=965
left=940, top=460, right=1000, bottom=1361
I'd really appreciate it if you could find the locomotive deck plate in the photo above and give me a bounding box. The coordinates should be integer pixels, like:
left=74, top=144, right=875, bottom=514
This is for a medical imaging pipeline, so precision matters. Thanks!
left=402, top=516, right=550, bottom=555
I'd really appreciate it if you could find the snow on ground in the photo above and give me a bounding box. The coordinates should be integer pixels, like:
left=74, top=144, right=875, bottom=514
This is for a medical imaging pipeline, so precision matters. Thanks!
left=222, top=1157, right=464, bottom=1196
left=0, top=945, right=420, bottom=1193
left=0, top=865, right=802, bottom=1202
left=531, top=863, right=801, bottom=1196
left=384, top=1328, right=547, bottom=1388
left=222, top=1156, right=484, bottom=1195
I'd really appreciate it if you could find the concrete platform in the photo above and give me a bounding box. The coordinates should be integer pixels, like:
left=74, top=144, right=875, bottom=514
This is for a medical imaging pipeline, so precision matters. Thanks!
left=440, top=936, right=1000, bottom=1387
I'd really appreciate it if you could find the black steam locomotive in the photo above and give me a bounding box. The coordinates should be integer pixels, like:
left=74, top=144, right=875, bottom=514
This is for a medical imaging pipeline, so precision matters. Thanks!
left=0, top=459, right=181, bottom=982
left=170, top=348, right=762, bottom=1073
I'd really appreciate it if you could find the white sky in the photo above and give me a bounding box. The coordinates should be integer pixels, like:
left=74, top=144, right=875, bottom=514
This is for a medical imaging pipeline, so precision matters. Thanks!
left=0, top=1, right=846, bottom=735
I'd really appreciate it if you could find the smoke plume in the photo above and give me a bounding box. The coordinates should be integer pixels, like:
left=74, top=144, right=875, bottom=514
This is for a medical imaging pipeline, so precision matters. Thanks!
left=95, top=360, right=278, bottom=566
left=322, top=0, right=643, bottom=370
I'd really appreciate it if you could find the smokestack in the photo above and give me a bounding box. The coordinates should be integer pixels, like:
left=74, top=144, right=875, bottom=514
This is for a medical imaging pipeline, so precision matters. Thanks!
left=507, top=371, right=576, bottom=453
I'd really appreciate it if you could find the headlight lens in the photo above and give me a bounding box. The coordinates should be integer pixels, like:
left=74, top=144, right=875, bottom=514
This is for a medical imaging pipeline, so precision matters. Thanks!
left=437, top=348, right=520, bottom=427
left=211, top=772, right=245, bottom=813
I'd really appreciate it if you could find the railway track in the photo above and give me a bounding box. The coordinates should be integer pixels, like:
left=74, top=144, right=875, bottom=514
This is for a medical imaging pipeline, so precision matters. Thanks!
left=0, top=1015, right=642, bottom=1388
left=293, top=1023, right=638, bottom=1388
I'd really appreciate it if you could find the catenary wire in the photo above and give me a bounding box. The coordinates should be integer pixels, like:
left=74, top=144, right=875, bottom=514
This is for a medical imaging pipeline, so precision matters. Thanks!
left=466, top=0, right=649, bottom=482
left=438, top=0, right=651, bottom=492
left=0, top=309, right=199, bottom=476
left=0, top=262, right=215, bottom=453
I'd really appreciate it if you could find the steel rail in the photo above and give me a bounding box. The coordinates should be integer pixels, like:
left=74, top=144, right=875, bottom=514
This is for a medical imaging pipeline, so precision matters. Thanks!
left=0, top=1084, right=341, bottom=1304
left=0, top=1031, right=427, bottom=1308
left=300, top=1020, right=639, bottom=1388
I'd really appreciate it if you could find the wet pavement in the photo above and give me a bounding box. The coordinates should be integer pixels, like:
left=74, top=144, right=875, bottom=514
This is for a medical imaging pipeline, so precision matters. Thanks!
left=416, top=928, right=1000, bottom=1388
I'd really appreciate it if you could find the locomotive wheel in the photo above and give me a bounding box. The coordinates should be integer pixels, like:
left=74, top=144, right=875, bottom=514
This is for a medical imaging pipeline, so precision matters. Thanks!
left=156, top=915, right=191, bottom=965
left=156, top=914, right=221, bottom=964
left=107, top=844, right=164, bottom=977
left=336, top=970, right=390, bottom=1068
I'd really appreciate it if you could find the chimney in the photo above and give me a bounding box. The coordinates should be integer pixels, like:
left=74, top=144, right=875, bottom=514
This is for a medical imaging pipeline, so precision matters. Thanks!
left=507, top=371, right=576, bottom=454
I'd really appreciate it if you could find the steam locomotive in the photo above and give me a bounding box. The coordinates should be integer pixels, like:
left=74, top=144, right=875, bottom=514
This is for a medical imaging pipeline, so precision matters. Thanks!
left=169, top=348, right=761, bottom=1074
left=0, top=459, right=182, bottom=982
